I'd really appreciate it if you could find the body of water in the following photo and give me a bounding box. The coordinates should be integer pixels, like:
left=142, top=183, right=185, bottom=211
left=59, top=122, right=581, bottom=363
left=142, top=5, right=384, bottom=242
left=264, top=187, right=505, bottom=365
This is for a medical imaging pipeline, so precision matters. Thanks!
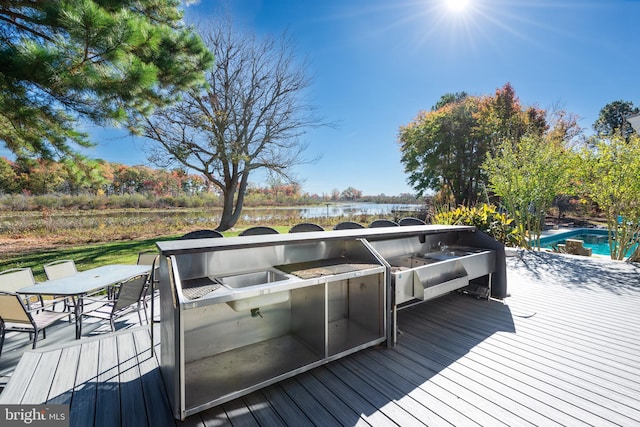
left=243, top=203, right=424, bottom=221
left=0, top=203, right=426, bottom=235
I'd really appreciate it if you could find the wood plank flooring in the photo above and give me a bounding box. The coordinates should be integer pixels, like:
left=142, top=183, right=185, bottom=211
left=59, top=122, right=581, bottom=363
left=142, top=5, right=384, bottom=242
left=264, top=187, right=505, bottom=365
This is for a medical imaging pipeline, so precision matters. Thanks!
left=1, top=251, right=639, bottom=426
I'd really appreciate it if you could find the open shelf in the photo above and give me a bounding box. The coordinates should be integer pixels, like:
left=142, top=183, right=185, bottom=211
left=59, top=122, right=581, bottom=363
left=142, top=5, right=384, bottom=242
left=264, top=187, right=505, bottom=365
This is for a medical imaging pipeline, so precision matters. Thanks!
left=185, top=334, right=322, bottom=409
left=326, top=272, right=385, bottom=356
left=328, top=318, right=383, bottom=356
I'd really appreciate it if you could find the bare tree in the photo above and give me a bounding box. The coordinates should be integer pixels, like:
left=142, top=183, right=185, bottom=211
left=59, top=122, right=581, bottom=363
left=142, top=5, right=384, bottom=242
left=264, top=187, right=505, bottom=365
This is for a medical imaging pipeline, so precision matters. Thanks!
left=140, top=19, right=321, bottom=230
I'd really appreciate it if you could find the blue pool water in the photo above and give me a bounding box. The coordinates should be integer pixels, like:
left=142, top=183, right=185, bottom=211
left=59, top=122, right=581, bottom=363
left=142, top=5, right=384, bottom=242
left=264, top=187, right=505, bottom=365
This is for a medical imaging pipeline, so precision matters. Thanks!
left=539, top=228, right=637, bottom=257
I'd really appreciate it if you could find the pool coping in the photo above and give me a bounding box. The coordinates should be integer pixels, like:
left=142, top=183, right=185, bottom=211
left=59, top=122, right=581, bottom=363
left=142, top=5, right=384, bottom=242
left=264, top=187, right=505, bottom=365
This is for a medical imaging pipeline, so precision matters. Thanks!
left=538, top=227, right=608, bottom=245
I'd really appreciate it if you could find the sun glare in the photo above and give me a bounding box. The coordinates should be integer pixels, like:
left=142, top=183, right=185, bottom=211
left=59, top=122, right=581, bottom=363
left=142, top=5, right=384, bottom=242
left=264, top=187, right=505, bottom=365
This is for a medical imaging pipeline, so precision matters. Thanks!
left=446, top=0, right=470, bottom=12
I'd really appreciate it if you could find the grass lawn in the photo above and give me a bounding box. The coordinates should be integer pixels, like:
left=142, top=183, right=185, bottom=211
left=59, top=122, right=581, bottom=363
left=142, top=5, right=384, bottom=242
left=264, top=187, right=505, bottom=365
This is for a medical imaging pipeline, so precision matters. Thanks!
left=0, top=226, right=292, bottom=282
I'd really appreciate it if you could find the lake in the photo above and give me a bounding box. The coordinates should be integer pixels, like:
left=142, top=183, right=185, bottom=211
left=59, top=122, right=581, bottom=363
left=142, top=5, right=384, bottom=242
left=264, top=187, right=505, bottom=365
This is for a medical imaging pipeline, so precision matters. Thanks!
left=242, top=203, right=425, bottom=221
left=0, top=202, right=426, bottom=236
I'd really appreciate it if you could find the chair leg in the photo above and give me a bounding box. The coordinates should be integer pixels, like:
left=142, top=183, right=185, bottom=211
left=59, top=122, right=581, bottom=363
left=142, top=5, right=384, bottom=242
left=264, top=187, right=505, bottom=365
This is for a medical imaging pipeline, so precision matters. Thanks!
left=0, top=318, right=5, bottom=357
left=32, top=328, right=39, bottom=349
left=65, top=298, right=73, bottom=323
left=138, top=301, right=148, bottom=325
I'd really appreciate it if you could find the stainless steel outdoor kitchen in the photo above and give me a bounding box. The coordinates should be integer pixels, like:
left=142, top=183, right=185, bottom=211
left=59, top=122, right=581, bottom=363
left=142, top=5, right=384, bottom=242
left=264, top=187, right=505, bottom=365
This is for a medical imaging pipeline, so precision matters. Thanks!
left=156, top=224, right=506, bottom=420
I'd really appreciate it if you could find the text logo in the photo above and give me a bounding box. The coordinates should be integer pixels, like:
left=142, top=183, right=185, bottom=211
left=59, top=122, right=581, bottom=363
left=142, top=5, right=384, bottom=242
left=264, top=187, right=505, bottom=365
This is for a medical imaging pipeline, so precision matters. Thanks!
left=1, top=405, right=69, bottom=426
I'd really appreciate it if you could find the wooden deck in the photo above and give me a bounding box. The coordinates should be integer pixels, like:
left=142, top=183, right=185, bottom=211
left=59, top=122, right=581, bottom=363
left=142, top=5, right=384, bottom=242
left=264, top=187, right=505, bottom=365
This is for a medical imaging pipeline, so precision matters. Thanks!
left=1, top=251, right=640, bottom=426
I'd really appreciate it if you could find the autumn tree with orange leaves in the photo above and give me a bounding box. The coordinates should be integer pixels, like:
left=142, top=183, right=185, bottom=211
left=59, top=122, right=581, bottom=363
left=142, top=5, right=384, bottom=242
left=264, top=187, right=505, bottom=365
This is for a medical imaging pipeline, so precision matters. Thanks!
left=399, top=83, right=549, bottom=205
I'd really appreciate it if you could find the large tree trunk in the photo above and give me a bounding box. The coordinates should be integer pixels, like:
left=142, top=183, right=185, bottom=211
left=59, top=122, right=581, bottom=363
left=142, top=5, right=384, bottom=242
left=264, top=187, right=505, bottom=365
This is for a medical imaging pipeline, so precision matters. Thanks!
left=216, top=173, right=250, bottom=231
left=217, top=192, right=237, bottom=231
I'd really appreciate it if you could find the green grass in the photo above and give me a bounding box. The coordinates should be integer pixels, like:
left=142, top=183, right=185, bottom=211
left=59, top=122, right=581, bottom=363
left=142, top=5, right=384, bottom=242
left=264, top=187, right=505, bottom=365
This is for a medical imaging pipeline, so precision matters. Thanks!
left=0, top=226, right=292, bottom=282
left=1, top=237, right=164, bottom=282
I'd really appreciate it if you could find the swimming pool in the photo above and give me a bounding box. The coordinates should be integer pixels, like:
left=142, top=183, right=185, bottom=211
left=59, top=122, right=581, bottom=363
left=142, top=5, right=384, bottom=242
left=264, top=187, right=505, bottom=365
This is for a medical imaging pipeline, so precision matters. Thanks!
left=539, top=228, right=637, bottom=257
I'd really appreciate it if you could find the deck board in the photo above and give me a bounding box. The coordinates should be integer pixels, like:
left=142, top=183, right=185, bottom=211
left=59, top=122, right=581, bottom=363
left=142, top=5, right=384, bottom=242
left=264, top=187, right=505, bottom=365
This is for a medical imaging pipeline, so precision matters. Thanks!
left=46, top=345, right=81, bottom=405
left=95, top=336, right=120, bottom=427
left=116, top=332, right=148, bottom=427
left=132, top=329, right=175, bottom=427
left=325, top=357, right=425, bottom=426
left=361, top=349, right=515, bottom=427
left=242, top=392, right=286, bottom=426
left=0, top=352, right=41, bottom=403
left=404, top=304, right=629, bottom=425
left=220, top=397, right=259, bottom=427
left=339, top=355, right=462, bottom=426
left=195, top=404, right=232, bottom=426
left=70, top=340, right=100, bottom=427
left=309, top=366, right=390, bottom=427
left=258, top=384, right=312, bottom=425
left=21, top=349, right=60, bottom=404
left=279, top=376, right=344, bottom=427
left=444, top=302, right=640, bottom=419
left=401, top=318, right=591, bottom=426
left=292, top=370, right=365, bottom=426
left=1, top=251, right=639, bottom=426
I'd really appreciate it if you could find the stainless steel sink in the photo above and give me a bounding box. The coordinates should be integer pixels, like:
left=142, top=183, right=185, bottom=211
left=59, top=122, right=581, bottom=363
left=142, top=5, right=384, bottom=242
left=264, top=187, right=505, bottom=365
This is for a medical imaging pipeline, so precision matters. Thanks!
left=387, top=246, right=495, bottom=306
left=216, top=270, right=289, bottom=289
left=214, top=270, right=294, bottom=312
left=389, top=255, right=440, bottom=269
left=422, top=249, right=473, bottom=261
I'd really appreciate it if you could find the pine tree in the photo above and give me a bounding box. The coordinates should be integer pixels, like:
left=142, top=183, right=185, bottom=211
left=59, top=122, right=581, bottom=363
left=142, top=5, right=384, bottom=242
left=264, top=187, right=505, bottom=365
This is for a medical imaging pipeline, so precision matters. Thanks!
left=0, top=0, right=213, bottom=159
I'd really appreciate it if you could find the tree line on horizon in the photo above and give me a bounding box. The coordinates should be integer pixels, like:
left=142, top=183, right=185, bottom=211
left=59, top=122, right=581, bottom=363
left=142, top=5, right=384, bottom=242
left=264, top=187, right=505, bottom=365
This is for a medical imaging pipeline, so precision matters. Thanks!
left=0, top=156, right=419, bottom=208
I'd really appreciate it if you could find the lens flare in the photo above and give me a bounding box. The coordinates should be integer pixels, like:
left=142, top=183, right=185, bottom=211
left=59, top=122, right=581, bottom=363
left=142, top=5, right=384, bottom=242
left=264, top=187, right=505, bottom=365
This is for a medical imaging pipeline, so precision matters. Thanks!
left=446, top=0, right=470, bottom=12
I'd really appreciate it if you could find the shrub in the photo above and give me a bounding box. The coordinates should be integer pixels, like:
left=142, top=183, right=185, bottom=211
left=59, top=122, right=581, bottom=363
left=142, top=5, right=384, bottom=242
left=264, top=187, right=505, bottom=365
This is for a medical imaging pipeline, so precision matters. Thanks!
left=432, top=204, right=524, bottom=247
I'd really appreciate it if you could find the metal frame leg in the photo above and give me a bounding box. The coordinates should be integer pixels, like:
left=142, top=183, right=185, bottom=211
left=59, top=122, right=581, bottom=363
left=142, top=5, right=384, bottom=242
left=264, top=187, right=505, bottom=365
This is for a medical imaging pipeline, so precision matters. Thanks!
left=74, top=296, right=83, bottom=339
left=0, top=318, right=5, bottom=356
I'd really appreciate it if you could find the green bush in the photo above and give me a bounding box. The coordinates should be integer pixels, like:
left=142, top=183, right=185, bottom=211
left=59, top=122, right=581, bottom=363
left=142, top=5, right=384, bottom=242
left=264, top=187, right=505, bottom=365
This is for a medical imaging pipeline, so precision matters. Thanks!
left=0, top=194, right=32, bottom=210
left=432, top=204, right=524, bottom=247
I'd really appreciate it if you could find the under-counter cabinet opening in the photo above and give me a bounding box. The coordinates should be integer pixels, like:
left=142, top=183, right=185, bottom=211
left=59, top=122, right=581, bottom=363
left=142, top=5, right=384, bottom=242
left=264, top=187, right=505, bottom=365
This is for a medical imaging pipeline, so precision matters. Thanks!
left=277, top=258, right=385, bottom=357
left=327, top=275, right=384, bottom=355
left=182, top=283, right=326, bottom=411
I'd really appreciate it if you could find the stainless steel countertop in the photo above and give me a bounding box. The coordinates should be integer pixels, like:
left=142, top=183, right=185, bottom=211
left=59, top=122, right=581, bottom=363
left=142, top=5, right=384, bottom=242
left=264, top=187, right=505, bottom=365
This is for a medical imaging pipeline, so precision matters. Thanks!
left=157, top=224, right=476, bottom=255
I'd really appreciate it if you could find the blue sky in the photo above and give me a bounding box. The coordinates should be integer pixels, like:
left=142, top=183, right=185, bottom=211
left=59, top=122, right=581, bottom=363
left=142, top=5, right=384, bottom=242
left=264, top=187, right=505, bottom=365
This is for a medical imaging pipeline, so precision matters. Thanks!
left=12, top=0, right=640, bottom=196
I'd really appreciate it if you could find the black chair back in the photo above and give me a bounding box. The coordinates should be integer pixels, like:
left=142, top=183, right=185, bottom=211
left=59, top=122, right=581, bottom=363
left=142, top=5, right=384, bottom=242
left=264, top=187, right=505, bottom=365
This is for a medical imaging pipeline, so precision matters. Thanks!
left=289, top=223, right=324, bottom=233
left=239, top=226, right=279, bottom=236
left=369, top=219, right=399, bottom=228
left=180, top=229, right=223, bottom=239
left=333, top=221, right=364, bottom=230
left=398, top=217, right=426, bottom=226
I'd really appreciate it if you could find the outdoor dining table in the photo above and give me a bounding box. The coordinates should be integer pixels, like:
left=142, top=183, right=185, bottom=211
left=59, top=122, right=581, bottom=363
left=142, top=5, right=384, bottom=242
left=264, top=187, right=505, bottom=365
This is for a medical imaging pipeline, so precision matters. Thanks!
left=17, top=264, right=151, bottom=339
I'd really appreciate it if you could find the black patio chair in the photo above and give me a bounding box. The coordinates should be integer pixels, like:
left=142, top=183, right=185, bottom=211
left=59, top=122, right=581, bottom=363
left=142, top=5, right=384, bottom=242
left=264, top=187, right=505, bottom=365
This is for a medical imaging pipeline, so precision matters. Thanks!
left=289, top=223, right=324, bottom=233
left=369, top=219, right=399, bottom=228
left=82, top=274, right=149, bottom=332
left=180, top=229, right=223, bottom=239
left=398, top=217, right=426, bottom=226
left=137, top=251, right=159, bottom=323
left=239, top=226, right=279, bottom=236
left=333, top=221, right=364, bottom=230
